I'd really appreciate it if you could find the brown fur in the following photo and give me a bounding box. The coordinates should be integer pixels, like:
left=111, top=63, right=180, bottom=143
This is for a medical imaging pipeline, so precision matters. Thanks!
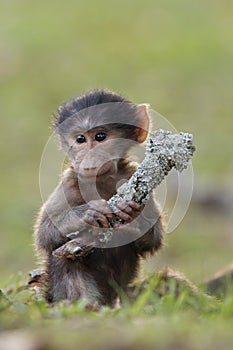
left=34, top=90, right=164, bottom=305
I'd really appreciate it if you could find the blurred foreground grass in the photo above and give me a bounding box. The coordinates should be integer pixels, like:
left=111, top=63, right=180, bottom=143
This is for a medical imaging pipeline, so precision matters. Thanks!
left=0, top=273, right=233, bottom=350
left=0, top=0, right=232, bottom=349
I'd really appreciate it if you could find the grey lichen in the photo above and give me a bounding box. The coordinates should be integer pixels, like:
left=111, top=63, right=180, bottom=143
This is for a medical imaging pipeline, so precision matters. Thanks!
left=98, top=129, right=195, bottom=243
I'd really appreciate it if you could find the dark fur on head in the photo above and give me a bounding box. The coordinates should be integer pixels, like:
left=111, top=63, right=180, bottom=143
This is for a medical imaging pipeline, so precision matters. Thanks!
left=54, top=89, right=131, bottom=127
left=54, top=89, right=149, bottom=145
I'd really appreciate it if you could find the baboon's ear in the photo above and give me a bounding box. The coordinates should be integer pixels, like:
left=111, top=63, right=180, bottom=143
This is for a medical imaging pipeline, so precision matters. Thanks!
left=134, top=104, right=150, bottom=143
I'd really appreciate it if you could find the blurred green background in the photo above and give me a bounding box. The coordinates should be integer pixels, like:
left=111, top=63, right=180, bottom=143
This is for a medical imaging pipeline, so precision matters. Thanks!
left=0, top=0, right=232, bottom=289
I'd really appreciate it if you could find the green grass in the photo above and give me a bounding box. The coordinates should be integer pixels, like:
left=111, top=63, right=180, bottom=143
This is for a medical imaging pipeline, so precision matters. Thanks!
left=0, top=275, right=233, bottom=350
left=0, top=0, right=232, bottom=348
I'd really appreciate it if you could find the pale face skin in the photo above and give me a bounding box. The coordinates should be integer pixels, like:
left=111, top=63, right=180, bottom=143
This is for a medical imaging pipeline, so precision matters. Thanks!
left=68, top=128, right=121, bottom=179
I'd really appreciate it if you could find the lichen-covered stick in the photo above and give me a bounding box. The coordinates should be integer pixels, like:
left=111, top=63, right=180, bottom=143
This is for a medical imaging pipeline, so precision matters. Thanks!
left=98, top=129, right=195, bottom=243
left=109, top=130, right=195, bottom=215
left=53, top=129, right=195, bottom=257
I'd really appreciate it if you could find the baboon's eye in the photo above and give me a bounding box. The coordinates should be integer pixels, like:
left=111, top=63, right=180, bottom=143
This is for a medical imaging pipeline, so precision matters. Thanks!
left=95, top=132, right=106, bottom=142
left=76, top=134, right=86, bottom=143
